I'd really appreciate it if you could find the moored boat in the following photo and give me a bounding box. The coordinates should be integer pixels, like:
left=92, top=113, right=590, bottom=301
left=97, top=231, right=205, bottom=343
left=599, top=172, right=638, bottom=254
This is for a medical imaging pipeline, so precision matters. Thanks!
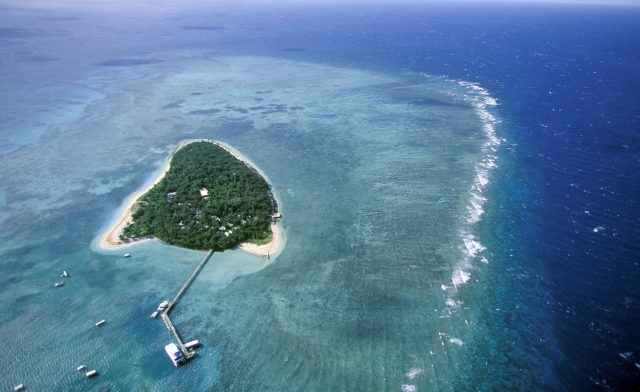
left=184, top=340, right=200, bottom=349
left=165, top=343, right=186, bottom=366
left=157, top=301, right=170, bottom=312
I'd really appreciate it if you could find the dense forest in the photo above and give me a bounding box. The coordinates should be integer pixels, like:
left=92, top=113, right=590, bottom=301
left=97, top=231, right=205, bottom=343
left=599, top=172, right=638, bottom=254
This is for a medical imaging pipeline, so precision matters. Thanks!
left=122, top=141, right=274, bottom=250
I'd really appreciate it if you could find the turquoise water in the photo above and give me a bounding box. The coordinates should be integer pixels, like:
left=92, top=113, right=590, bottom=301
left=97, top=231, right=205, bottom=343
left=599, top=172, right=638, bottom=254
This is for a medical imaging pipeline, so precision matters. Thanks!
left=4, top=3, right=640, bottom=390
left=0, top=54, right=502, bottom=390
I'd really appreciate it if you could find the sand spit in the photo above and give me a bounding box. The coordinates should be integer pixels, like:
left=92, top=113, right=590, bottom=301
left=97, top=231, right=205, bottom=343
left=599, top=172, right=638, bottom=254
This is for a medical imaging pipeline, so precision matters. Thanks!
left=99, top=139, right=282, bottom=257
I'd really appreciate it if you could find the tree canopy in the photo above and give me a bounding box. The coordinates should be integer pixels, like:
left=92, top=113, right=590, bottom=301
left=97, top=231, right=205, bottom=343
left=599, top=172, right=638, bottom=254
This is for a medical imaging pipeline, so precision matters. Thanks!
left=123, top=141, right=273, bottom=250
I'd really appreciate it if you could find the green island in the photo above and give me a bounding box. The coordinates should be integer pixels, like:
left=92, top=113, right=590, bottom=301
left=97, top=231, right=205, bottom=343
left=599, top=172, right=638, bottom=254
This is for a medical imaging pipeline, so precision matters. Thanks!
left=122, top=141, right=275, bottom=251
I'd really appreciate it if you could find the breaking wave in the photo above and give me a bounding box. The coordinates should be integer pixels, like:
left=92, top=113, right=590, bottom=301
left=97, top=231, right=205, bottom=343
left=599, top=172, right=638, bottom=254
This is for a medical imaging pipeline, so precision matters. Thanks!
left=445, top=81, right=501, bottom=290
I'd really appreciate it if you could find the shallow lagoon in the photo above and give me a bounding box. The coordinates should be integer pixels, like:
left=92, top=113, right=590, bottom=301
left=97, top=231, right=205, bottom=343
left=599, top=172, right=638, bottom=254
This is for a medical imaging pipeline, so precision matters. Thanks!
left=1, top=53, right=502, bottom=390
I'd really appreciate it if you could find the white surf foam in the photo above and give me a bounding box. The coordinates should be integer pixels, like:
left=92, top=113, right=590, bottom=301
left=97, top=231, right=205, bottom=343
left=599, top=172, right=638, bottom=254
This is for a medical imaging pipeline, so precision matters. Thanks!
left=445, top=298, right=462, bottom=308
left=452, top=267, right=472, bottom=286
left=449, top=338, right=464, bottom=346
left=418, top=79, right=502, bottom=325
left=406, top=368, right=425, bottom=379
left=446, top=81, right=501, bottom=291
left=462, top=235, right=486, bottom=258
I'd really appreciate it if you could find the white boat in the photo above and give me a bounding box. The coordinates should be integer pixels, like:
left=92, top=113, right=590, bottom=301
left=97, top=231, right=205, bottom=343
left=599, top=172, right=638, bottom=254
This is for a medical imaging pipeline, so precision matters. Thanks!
left=14, top=384, right=24, bottom=391
left=184, top=340, right=200, bottom=349
left=151, top=311, right=158, bottom=318
left=54, top=282, right=64, bottom=287
left=157, top=301, right=170, bottom=312
left=124, top=254, right=131, bottom=258
left=77, top=365, right=86, bottom=371
left=165, top=343, right=186, bottom=366
left=95, top=320, right=106, bottom=326
left=61, top=271, right=68, bottom=277
left=85, top=370, right=97, bottom=378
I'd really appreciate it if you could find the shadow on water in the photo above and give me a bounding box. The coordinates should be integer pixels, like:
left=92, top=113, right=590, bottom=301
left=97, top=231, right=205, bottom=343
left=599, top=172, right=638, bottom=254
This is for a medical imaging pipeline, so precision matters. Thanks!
left=181, top=25, right=225, bottom=31
left=187, top=109, right=222, bottom=115
left=162, top=101, right=184, bottom=109
left=94, top=59, right=164, bottom=67
left=0, top=27, right=64, bottom=39
left=42, top=17, right=81, bottom=21
left=17, top=55, right=59, bottom=62
left=408, top=98, right=468, bottom=108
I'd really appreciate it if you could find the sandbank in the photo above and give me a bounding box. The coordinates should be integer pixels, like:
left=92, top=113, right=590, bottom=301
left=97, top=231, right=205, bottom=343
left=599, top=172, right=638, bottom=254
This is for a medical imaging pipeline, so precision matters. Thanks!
left=99, top=139, right=282, bottom=258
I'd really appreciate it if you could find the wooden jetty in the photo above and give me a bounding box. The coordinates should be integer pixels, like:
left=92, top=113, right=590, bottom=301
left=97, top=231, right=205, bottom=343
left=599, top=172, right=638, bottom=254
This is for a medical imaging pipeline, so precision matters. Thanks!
left=160, top=249, right=213, bottom=360
left=166, top=249, right=213, bottom=313
left=161, top=312, right=194, bottom=360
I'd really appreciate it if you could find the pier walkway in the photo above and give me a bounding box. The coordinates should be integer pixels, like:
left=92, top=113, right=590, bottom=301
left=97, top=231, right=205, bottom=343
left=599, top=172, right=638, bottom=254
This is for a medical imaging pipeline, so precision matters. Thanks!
left=161, top=312, right=194, bottom=359
left=161, top=249, right=213, bottom=359
left=167, top=250, right=213, bottom=312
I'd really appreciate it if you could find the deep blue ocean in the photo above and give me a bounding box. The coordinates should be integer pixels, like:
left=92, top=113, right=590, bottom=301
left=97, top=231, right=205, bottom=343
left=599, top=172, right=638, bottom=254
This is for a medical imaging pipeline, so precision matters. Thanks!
left=1, top=1, right=639, bottom=391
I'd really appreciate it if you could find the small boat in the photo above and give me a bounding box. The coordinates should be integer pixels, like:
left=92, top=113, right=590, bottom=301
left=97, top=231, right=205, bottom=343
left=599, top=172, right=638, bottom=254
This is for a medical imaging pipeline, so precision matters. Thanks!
left=165, top=343, right=186, bottom=366
left=157, top=301, right=170, bottom=312
left=123, top=254, right=131, bottom=258
left=54, top=282, right=64, bottom=287
left=151, top=311, right=158, bottom=318
left=85, top=370, right=97, bottom=378
left=95, top=320, right=106, bottom=327
left=14, top=384, right=24, bottom=391
left=184, top=340, right=200, bottom=349
left=77, top=365, right=86, bottom=371
left=61, top=271, right=68, bottom=277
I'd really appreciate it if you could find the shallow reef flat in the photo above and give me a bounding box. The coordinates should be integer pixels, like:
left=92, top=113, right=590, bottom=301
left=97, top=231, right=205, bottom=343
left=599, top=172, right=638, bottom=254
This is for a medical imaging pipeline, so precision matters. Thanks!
left=0, top=53, right=499, bottom=391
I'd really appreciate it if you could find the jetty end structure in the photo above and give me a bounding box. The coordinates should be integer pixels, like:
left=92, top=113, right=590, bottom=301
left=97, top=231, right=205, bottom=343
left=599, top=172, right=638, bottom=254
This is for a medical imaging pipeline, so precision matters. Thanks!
left=159, top=249, right=213, bottom=361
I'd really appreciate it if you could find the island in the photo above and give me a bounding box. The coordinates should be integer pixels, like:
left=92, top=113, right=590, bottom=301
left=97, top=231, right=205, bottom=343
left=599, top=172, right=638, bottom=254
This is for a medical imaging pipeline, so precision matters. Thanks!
left=100, top=140, right=281, bottom=256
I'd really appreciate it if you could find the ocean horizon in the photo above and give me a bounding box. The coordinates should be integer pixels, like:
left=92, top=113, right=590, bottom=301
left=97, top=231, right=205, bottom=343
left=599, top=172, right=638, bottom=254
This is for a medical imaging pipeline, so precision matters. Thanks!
left=1, top=1, right=639, bottom=390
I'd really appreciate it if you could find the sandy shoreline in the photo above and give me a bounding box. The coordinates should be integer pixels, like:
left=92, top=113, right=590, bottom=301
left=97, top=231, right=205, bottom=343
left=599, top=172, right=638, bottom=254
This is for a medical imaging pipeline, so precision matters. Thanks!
left=99, top=139, right=282, bottom=258
left=235, top=222, right=282, bottom=256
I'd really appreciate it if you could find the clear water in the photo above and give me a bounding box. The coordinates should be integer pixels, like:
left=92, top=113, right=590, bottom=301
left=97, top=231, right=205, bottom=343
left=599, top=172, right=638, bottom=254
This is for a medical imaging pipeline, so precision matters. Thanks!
left=1, top=2, right=639, bottom=391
